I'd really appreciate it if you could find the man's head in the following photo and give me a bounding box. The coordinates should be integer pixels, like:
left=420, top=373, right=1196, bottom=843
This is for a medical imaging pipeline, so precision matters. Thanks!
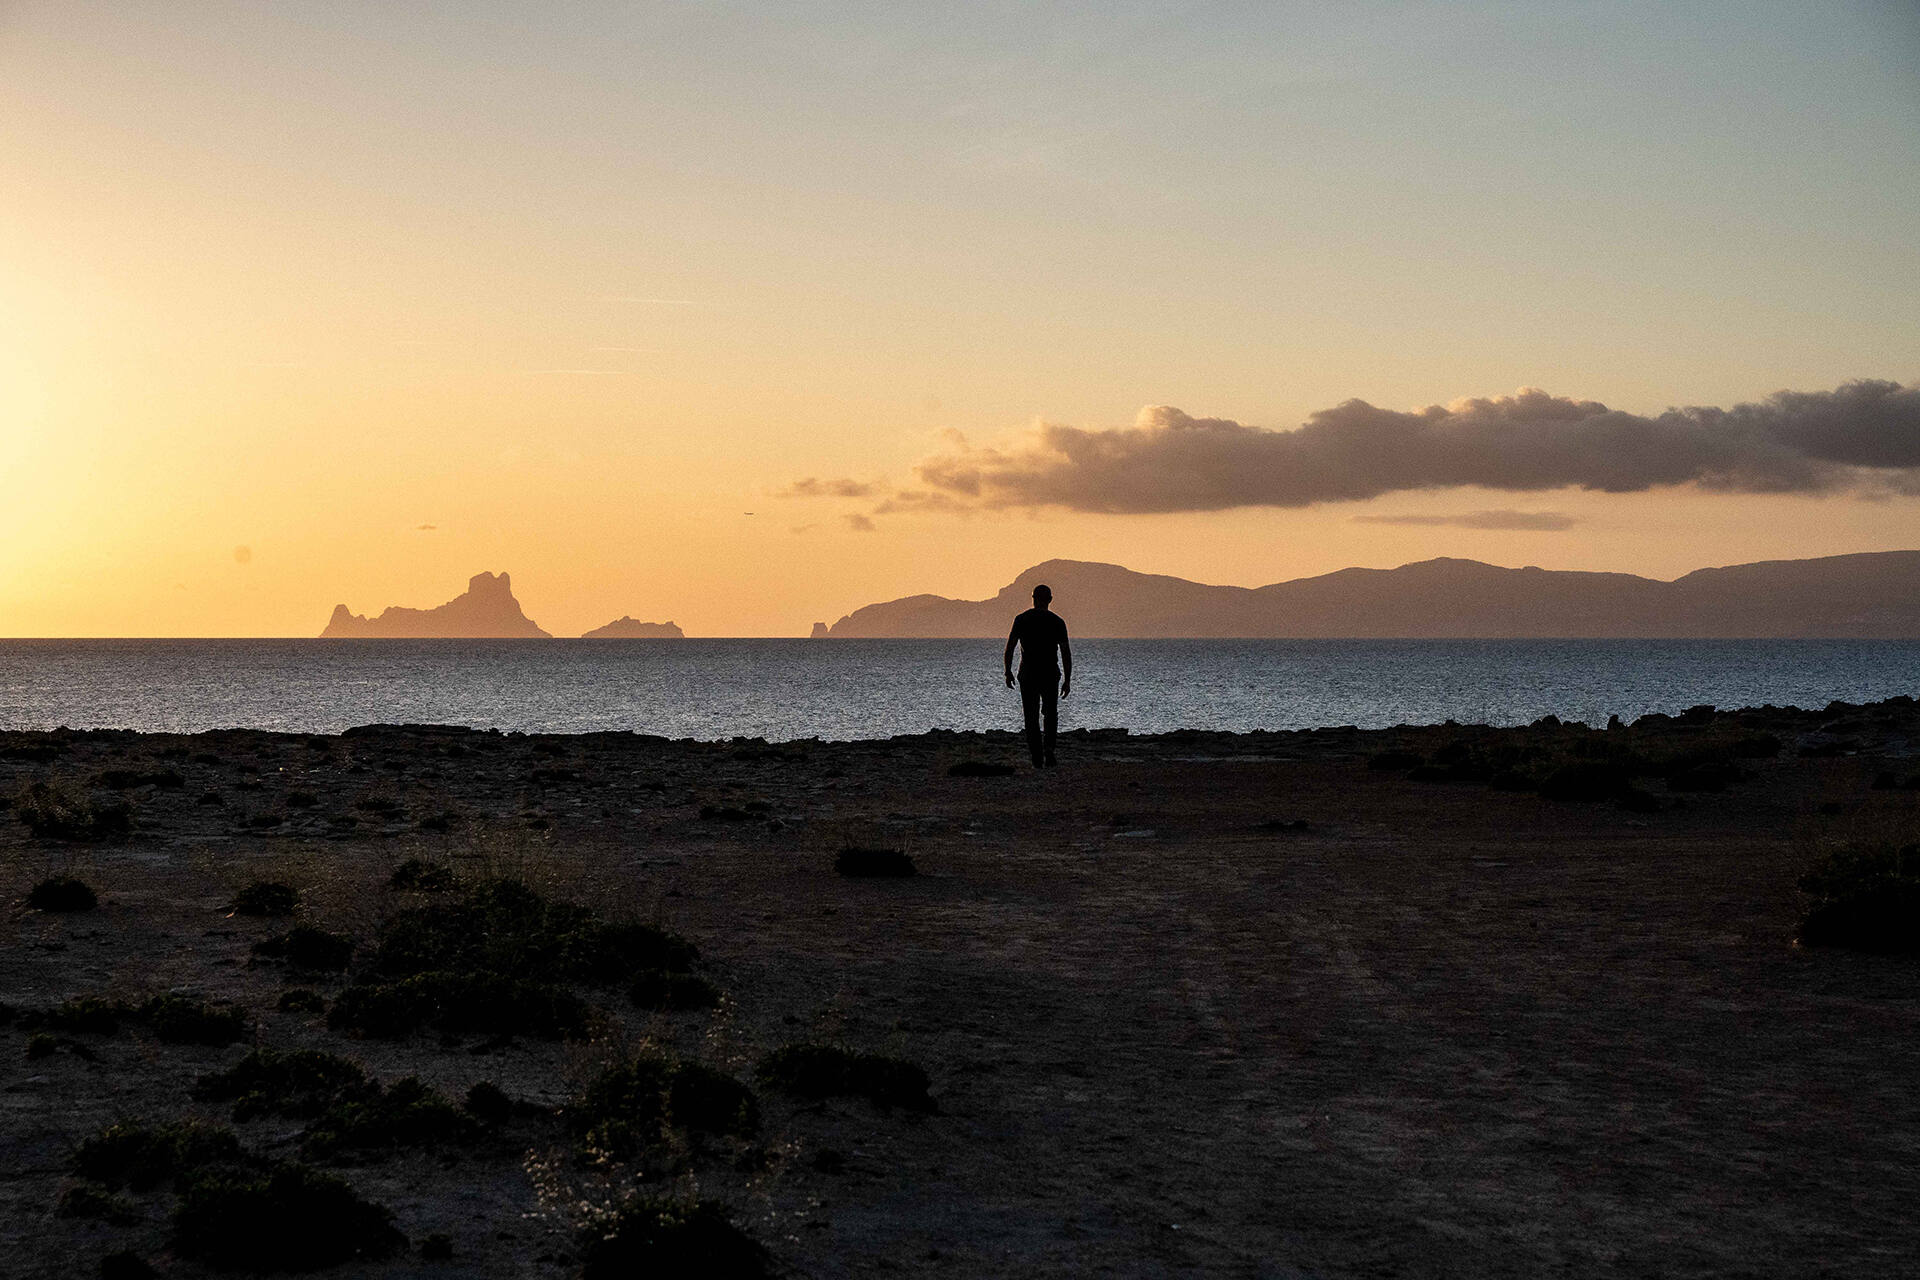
left=1032, top=584, right=1052, bottom=608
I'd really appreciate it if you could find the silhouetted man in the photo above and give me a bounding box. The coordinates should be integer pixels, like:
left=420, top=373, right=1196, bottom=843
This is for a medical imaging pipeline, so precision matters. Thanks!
left=1005, top=584, right=1071, bottom=768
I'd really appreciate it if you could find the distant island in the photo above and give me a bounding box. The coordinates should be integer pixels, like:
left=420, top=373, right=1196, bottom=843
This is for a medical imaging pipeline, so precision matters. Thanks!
left=581, top=617, right=685, bottom=639
left=320, top=571, right=551, bottom=638
left=818, top=551, right=1920, bottom=638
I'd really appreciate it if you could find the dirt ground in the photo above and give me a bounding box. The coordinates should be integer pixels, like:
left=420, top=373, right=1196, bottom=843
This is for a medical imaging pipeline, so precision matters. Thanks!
left=3, top=704, right=1919, bottom=1277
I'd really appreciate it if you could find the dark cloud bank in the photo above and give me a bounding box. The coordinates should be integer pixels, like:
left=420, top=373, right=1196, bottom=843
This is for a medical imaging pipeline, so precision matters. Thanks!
left=909, top=380, right=1920, bottom=514
left=1354, top=510, right=1579, bottom=531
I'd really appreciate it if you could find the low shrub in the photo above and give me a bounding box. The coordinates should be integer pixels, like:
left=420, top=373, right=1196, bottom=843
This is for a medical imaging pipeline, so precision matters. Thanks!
left=1799, top=839, right=1920, bottom=953
left=756, top=1043, right=934, bottom=1112
left=300, top=1076, right=475, bottom=1159
left=1536, top=761, right=1633, bottom=803
left=56, top=1183, right=136, bottom=1222
left=1665, top=761, right=1742, bottom=792
left=835, top=847, right=917, bottom=878
left=278, top=989, right=327, bottom=1014
left=326, top=878, right=697, bottom=1039
left=144, top=994, right=248, bottom=1046
left=328, top=971, right=590, bottom=1040
left=27, top=996, right=138, bottom=1036
left=28, top=875, right=97, bottom=912
left=99, top=1252, right=155, bottom=1280
left=463, top=1081, right=513, bottom=1124
left=75, top=1120, right=246, bottom=1192
left=195, top=1048, right=372, bottom=1121
left=13, top=781, right=132, bottom=841
left=231, top=881, right=299, bottom=917
left=97, top=768, right=184, bottom=790
left=24, top=993, right=243, bottom=1046
left=628, top=970, right=721, bottom=1012
left=171, top=1162, right=404, bottom=1271
left=369, top=878, right=697, bottom=983
left=1616, top=787, right=1663, bottom=813
left=572, top=1055, right=759, bottom=1158
left=579, top=1195, right=766, bottom=1280
left=253, top=926, right=354, bottom=973
left=420, top=1233, right=455, bottom=1261
left=946, top=761, right=1015, bottom=777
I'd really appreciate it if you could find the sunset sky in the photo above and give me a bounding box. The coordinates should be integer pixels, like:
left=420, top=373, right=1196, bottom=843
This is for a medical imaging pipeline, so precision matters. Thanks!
left=4, top=2, right=1917, bottom=637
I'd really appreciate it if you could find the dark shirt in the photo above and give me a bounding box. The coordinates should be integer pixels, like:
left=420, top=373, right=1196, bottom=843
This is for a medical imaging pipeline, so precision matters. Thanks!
left=1008, top=608, right=1070, bottom=679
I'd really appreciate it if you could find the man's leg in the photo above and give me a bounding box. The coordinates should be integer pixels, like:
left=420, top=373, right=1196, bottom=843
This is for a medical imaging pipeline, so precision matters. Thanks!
left=1041, top=678, right=1058, bottom=765
left=1019, top=677, right=1044, bottom=766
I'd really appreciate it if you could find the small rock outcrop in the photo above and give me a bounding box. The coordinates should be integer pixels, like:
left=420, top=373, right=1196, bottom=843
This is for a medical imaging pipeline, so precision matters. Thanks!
left=320, top=572, right=551, bottom=638
left=809, top=622, right=830, bottom=639
left=580, top=617, right=685, bottom=639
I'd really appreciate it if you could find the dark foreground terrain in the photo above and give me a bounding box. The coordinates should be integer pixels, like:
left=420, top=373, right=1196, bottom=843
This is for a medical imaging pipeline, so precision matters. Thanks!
left=3, top=699, right=1919, bottom=1277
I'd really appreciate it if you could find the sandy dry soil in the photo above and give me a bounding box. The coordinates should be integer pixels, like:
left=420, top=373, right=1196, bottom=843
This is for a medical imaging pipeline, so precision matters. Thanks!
left=3, top=703, right=1919, bottom=1278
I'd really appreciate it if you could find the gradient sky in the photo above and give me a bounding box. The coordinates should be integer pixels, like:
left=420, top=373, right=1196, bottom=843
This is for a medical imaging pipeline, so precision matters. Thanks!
left=4, top=1, right=1917, bottom=636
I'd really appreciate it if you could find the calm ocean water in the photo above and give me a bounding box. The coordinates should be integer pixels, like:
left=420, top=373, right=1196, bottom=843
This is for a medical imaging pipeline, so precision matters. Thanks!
left=3, top=639, right=1919, bottom=740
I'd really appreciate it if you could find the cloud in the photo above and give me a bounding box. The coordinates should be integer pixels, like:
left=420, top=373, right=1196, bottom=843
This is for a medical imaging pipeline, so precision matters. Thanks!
left=911, top=380, right=1920, bottom=513
left=1353, top=509, right=1579, bottom=531
left=781, top=477, right=877, bottom=499
left=415, top=524, right=437, bottom=532
left=232, top=545, right=252, bottom=565
left=871, top=489, right=970, bottom=515
left=843, top=514, right=877, bottom=532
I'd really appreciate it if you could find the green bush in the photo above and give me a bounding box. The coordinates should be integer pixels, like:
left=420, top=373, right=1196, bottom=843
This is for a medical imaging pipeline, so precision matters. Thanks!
left=55, top=1183, right=136, bottom=1222
left=756, top=1043, right=934, bottom=1112
left=368, top=878, right=696, bottom=984
left=253, top=926, right=354, bottom=973
left=463, top=1081, right=513, bottom=1124
left=171, top=1162, right=404, bottom=1271
left=299, top=1076, right=475, bottom=1159
left=1536, top=761, right=1633, bottom=802
left=388, top=858, right=455, bottom=891
left=572, top=1055, right=758, bottom=1158
left=194, top=1048, right=372, bottom=1121
left=579, top=1195, right=765, bottom=1280
left=232, top=881, right=299, bottom=916
left=74, top=1120, right=246, bottom=1192
left=26, top=996, right=138, bottom=1035
left=13, top=780, right=131, bottom=841
left=97, top=768, right=184, bottom=790
left=628, top=970, right=721, bottom=1012
left=946, top=761, right=1015, bottom=777
left=28, top=875, right=97, bottom=912
left=1799, top=839, right=1920, bottom=953
left=99, top=1252, right=156, bottom=1280
left=835, top=847, right=917, bottom=877
left=327, top=877, right=696, bottom=1039
left=327, top=970, right=590, bottom=1039
left=144, top=994, right=248, bottom=1046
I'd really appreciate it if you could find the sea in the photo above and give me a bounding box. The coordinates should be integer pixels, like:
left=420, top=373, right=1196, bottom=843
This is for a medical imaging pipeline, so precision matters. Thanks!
left=3, top=639, right=1919, bottom=741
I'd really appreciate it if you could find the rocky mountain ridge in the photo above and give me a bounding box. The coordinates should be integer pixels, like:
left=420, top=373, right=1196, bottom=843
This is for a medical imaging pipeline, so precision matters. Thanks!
left=820, top=551, right=1920, bottom=638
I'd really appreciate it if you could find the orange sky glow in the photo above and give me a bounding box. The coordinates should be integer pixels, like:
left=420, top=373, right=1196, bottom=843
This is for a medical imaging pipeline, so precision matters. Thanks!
left=3, top=3, right=1917, bottom=636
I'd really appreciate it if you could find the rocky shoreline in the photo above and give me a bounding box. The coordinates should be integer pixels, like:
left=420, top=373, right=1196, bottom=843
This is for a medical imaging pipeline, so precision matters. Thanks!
left=4, top=699, right=1919, bottom=1276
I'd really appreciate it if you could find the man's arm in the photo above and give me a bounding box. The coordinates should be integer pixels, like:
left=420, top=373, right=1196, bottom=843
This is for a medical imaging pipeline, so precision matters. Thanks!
left=1059, top=621, right=1072, bottom=697
left=1004, top=621, right=1019, bottom=688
